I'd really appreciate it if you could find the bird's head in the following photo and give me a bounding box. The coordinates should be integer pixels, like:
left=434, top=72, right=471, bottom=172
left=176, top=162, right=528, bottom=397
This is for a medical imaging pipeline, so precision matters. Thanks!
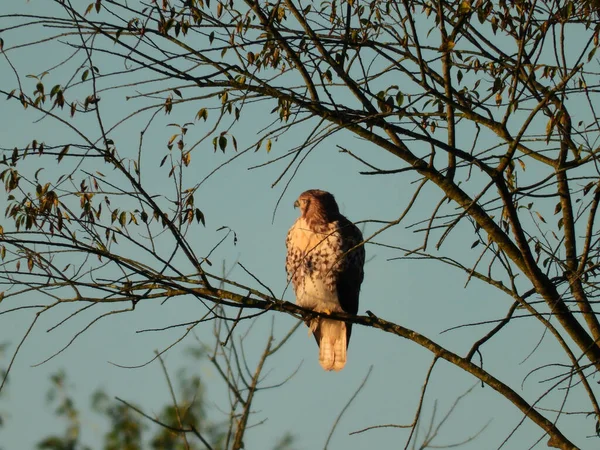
left=294, top=189, right=339, bottom=222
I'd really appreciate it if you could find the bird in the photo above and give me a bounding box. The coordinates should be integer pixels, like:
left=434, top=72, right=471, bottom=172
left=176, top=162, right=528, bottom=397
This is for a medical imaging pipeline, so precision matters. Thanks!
left=285, top=189, right=365, bottom=371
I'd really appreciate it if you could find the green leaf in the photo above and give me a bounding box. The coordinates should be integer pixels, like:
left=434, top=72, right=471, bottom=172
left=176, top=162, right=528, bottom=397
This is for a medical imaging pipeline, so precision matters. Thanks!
left=588, top=47, right=596, bottom=63
left=50, top=84, right=61, bottom=97
left=218, top=135, right=227, bottom=152
left=395, top=92, right=404, bottom=107
left=195, top=208, right=205, bottom=226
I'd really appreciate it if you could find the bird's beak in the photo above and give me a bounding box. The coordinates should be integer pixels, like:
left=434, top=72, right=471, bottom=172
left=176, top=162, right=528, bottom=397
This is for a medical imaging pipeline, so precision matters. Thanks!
left=294, top=200, right=299, bottom=208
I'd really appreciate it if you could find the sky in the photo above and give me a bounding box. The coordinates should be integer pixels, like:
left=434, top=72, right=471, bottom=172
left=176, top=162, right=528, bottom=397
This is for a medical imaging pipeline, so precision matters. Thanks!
left=0, top=1, right=598, bottom=450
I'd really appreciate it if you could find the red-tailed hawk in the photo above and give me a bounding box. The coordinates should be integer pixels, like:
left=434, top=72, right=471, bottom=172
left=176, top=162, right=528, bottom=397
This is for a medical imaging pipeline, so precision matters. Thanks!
left=286, top=189, right=365, bottom=371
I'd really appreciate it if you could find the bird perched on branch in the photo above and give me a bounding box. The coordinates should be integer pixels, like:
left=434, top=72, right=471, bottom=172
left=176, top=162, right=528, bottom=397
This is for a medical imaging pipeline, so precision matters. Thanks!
left=285, top=189, right=365, bottom=371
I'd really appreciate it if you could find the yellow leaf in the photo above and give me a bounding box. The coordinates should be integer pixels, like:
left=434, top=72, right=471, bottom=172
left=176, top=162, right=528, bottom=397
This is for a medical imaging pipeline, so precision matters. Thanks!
left=196, top=108, right=208, bottom=121
left=458, top=0, right=471, bottom=14
left=536, top=211, right=546, bottom=223
left=440, top=40, right=455, bottom=52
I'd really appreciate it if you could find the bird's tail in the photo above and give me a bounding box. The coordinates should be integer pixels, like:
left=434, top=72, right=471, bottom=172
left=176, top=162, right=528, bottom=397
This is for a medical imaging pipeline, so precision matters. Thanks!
left=314, top=319, right=347, bottom=371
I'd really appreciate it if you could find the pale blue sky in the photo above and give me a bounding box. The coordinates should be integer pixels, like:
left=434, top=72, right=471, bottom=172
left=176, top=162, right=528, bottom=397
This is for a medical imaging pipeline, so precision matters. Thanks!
left=0, top=2, right=598, bottom=449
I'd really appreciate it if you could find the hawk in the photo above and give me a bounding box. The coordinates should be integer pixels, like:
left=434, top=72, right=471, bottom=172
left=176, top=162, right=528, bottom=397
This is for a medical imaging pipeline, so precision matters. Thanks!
left=285, top=189, right=365, bottom=371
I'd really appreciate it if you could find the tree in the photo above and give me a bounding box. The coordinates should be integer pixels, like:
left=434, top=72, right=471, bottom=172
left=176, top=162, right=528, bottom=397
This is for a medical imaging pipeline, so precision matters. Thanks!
left=1, top=0, right=600, bottom=448
left=34, top=348, right=294, bottom=450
